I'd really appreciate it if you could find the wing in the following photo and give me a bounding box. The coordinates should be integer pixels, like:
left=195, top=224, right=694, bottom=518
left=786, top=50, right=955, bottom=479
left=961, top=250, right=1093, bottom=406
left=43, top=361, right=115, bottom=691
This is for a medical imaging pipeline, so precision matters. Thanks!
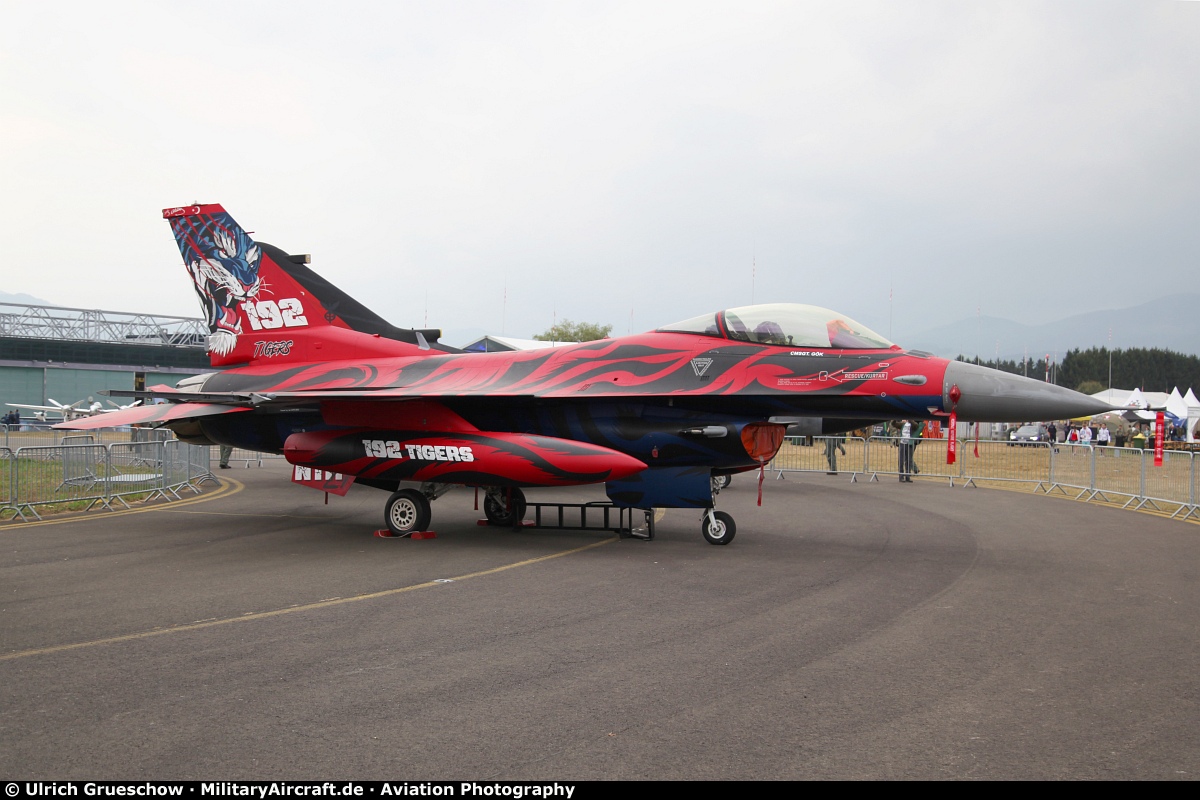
left=6, top=403, right=62, bottom=413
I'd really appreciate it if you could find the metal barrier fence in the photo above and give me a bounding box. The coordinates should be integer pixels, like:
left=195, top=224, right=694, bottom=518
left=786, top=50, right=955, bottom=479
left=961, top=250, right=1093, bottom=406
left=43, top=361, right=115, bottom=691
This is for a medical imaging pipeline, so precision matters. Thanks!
left=772, top=436, right=1200, bottom=521
left=3, top=423, right=174, bottom=448
left=0, top=425, right=271, bottom=467
left=217, top=445, right=267, bottom=468
left=1, top=446, right=12, bottom=511
left=2, top=431, right=1196, bottom=523
left=0, top=438, right=215, bottom=522
left=771, top=436, right=869, bottom=479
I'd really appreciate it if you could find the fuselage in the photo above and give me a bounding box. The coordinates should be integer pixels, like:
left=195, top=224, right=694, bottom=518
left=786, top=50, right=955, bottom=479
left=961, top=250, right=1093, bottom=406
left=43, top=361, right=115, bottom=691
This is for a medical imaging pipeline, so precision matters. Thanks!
left=185, top=329, right=951, bottom=473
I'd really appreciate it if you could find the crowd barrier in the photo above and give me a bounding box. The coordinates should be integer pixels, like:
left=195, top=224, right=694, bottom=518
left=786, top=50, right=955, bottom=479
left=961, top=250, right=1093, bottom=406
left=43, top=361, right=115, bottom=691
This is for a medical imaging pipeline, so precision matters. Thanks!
left=3, top=429, right=1196, bottom=523
left=1, top=424, right=175, bottom=448
left=218, top=446, right=277, bottom=468
left=0, top=433, right=217, bottom=522
left=772, top=436, right=1199, bottom=522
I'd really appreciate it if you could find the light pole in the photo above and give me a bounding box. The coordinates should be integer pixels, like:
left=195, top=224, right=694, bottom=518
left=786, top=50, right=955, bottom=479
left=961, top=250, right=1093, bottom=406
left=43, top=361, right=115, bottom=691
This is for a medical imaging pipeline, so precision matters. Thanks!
left=1108, top=326, right=1113, bottom=392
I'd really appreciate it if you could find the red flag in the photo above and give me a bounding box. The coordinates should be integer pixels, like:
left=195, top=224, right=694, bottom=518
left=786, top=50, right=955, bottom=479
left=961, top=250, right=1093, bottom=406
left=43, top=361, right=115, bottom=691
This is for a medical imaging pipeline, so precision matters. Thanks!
left=1154, top=411, right=1165, bottom=467
left=757, top=460, right=765, bottom=506
left=946, top=411, right=957, bottom=464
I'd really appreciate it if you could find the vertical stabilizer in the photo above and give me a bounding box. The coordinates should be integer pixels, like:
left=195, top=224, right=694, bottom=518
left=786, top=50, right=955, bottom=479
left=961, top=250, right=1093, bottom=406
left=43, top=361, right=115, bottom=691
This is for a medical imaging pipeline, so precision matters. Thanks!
left=164, top=204, right=455, bottom=366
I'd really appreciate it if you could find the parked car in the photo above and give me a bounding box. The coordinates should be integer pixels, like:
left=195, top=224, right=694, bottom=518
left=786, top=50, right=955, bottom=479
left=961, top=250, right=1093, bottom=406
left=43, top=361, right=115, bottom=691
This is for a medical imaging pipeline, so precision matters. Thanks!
left=1008, top=424, right=1050, bottom=446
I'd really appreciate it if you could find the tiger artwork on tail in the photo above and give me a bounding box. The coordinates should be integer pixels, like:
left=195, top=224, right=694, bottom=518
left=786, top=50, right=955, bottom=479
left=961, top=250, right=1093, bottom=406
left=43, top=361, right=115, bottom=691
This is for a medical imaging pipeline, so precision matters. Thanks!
left=166, top=208, right=263, bottom=356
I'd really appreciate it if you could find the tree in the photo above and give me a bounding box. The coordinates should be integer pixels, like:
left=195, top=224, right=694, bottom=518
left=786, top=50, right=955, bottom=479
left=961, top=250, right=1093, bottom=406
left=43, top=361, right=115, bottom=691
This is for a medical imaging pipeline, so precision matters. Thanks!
left=532, top=319, right=612, bottom=343
left=957, top=348, right=1200, bottom=392
left=1059, top=347, right=1200, bottom=392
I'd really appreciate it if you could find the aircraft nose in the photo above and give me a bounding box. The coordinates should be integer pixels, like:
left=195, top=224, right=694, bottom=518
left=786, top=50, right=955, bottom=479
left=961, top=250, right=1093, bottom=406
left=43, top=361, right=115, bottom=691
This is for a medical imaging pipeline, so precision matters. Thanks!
left=943, top=360, right=1114, bottom=422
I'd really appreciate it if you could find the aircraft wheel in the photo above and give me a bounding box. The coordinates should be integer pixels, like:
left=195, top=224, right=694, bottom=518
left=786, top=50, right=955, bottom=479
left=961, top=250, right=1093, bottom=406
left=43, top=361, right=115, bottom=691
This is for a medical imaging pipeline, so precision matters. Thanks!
left=701, top=510, right=736, bottom=545
left=718, top=475, right=732, bottom=489
left=483, top=488, right=527, bottom=528
left=385, top=489, right=431, bottom=536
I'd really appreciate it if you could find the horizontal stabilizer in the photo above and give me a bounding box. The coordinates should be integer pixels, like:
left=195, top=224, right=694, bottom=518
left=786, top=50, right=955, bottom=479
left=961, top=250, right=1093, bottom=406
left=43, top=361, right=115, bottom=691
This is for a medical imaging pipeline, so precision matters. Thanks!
left=52, top=403, right=251, bottom=430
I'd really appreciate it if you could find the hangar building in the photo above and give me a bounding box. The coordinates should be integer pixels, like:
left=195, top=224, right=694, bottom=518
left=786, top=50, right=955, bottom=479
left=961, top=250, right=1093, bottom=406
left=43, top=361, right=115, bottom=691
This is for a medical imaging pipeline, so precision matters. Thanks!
left=1, top=302, right=209, bottom=420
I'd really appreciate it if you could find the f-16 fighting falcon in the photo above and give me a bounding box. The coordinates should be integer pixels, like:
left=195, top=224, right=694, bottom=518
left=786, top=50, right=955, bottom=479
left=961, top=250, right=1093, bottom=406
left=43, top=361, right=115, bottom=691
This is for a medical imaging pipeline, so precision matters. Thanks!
left=57, top=204, right=1112, bottom=544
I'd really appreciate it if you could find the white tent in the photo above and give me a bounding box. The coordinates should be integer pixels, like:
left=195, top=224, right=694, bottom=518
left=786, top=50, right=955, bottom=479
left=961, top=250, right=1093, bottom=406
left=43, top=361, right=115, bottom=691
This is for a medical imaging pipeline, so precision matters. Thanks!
left=1186, top=388, right=1200, bottom=442
left=1166, top=387, right=1188, bottom=422
left=1090, top=386, right=1200, bottom=441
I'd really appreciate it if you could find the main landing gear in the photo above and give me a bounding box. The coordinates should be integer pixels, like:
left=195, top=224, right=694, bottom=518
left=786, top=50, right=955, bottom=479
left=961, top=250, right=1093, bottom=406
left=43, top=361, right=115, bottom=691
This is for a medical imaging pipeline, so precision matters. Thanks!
left=385, top=488, right=432, bottom=536
left=483, top=487, right=527, bottom=529
left=382, top=479, right=738, bottom=545
left=382, top=484, right=529, bottom=536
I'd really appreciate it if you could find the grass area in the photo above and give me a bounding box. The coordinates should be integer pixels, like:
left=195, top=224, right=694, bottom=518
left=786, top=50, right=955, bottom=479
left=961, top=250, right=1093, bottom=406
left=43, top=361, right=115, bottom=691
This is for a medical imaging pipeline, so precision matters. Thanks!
left=0, top=451, right=165, bottom=518
left=774, top=438, right=1197, bottom=509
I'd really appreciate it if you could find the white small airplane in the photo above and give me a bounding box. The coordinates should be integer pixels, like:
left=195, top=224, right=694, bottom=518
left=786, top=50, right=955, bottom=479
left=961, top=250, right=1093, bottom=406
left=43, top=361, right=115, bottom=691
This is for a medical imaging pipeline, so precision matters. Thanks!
left=6, top=398, right=105, bottom=420
left=99, top=400, right=143, bottom=413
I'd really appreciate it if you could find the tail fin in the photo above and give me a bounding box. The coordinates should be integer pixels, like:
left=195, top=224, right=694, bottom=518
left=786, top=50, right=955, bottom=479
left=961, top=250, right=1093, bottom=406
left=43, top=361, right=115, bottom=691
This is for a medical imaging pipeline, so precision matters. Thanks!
left=163, top=204, right=457, bottom=367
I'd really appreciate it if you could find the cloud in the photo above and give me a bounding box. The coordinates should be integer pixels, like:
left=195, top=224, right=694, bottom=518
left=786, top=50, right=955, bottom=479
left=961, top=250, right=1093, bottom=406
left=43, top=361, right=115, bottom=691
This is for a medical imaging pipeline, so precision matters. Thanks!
left=1, top=1, right=1196, bottom=345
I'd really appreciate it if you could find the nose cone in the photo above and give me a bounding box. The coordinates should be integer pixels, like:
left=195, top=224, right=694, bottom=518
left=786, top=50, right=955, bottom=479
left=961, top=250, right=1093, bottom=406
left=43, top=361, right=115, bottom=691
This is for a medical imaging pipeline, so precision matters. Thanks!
left=943, top=360, right=1114, bottom=422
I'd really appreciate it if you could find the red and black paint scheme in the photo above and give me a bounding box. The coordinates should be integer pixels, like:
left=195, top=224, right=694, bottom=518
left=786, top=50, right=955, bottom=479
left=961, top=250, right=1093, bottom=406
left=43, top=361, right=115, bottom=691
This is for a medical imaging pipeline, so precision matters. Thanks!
left=58, top=204, right=1114, bottom=544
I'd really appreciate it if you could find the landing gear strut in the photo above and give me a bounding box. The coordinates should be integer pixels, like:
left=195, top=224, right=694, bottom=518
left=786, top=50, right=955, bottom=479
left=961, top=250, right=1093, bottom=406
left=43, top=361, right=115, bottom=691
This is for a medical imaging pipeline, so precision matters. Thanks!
left=701, top=509, right=736, bottom=545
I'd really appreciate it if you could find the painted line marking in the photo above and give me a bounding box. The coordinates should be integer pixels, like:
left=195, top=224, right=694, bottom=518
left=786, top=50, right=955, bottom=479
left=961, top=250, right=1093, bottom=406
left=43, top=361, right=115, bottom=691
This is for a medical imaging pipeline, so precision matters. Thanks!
left=0, top=536, right=618, bottom=662
left=0, top=478, right=244, bottom=529
left=160, top=508, right=333, bottom=519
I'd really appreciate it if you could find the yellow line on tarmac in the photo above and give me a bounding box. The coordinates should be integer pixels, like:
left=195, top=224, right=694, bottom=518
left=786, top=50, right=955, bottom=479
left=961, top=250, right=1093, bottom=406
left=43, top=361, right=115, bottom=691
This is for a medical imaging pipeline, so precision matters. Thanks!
left=0, top=478, right=244, bottom=529
left=0, top=536, right=618, bottom=663
left=161, top=508, right=332, bottom=519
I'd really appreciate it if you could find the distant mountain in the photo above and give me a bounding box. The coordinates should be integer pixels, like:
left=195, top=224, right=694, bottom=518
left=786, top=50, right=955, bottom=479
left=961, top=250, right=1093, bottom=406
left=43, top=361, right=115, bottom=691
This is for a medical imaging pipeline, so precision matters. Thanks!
left=0, top=291, right=54, bottom=306
left=906, top=293, right=1200, bottom=360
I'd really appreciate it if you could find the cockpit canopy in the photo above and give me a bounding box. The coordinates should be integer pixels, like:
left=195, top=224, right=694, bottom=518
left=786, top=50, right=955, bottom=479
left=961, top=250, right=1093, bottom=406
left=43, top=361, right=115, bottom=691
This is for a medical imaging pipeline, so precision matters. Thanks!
left=658, top=303, right=895, bottom=350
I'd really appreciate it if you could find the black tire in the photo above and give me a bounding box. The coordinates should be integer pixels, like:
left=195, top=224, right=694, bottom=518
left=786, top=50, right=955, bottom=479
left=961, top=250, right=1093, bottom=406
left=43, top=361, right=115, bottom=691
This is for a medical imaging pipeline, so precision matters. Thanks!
left=483, top=487, right=527, bottom=528
left=701, top=510, right=736, bottom=545
left=385, top=488, right=431, bottom=536
left=718, top=475, right=732, bottom=489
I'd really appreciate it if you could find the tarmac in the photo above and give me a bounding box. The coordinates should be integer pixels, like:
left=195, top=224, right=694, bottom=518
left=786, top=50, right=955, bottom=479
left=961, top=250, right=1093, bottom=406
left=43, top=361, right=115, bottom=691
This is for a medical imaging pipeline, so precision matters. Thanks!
left=1, top=460, right=1197, bottom=780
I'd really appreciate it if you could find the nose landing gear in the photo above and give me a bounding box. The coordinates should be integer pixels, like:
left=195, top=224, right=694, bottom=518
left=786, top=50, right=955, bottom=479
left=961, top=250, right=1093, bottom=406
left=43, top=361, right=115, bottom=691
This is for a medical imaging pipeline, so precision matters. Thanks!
left=700, top=473, right=736, bottom=544
left=701, top=509, right=736, bottom=545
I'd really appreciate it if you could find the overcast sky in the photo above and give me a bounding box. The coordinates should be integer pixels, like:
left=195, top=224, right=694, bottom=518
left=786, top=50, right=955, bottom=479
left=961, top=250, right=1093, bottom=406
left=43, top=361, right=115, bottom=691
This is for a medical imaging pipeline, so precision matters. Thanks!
left=2, top=1, right=1197, bottom=348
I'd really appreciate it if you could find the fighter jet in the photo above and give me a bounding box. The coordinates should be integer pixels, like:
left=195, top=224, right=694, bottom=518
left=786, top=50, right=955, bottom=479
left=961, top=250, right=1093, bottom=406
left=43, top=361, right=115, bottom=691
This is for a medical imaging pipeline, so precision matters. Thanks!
left=57, top=204, right=1113, bottom=544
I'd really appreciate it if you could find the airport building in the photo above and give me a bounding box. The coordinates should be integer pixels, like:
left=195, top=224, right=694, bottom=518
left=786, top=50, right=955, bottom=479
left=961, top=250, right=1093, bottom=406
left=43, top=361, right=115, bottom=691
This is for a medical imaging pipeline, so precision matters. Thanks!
left=0, top=302, right=209, bottom=421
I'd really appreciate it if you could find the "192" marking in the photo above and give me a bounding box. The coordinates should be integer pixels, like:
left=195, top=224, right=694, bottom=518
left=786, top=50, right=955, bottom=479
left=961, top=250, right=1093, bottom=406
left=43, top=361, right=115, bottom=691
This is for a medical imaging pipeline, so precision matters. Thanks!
left=362, top=440, right=476, bottom=462
left=241, top=298, right=308, bottom=331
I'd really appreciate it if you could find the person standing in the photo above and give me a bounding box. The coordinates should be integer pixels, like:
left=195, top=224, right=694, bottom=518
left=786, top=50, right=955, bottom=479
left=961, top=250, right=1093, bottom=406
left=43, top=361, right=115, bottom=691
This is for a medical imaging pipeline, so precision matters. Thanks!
left=824, top=436, right=839, bottom=475
left=1096, top=422, right=1111, bottom=455
left=219, top=444, right=233, bottom=469
left=1079, top=423, right=1093, bottom=449
left=911, top=419, right=924, bottom=475
left=898, top=419, right=914, bottom=482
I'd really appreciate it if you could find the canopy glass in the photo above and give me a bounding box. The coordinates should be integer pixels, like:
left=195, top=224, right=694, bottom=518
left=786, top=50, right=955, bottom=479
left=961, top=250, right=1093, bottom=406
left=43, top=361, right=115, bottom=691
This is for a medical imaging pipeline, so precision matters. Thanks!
left=658, top=303, right=894, bottom=349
